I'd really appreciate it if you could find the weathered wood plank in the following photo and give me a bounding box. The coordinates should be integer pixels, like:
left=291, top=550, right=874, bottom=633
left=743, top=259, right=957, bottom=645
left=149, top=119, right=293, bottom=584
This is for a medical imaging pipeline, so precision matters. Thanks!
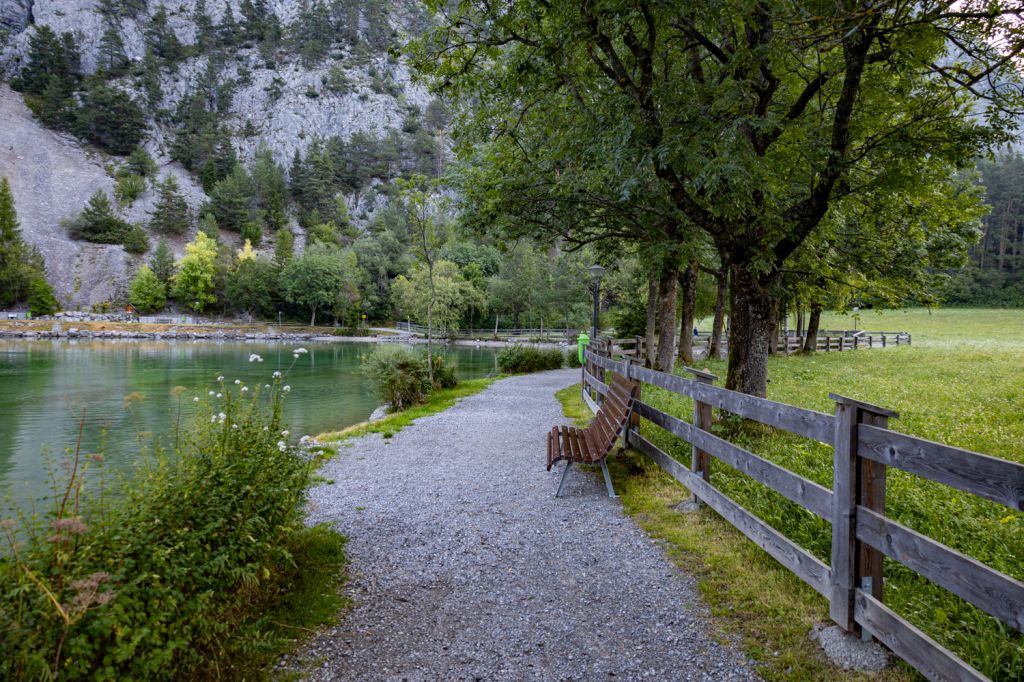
left=633, top=400, right=834, bottom=519
left=585, top=351, right=624, bottom=374
left=628, top=364, right=835, bottom=443
left=854, top=590, right=987, bottom=682
left=831, top=400, right=858, bottom=630
left=629, top=432, right=832, bottom=598
left=582, top=388, right=599, bottom=415
left=582, top=369, right=609, bottom=397
left=857, top=424, right=1024, bottom=511
left=856, top=507, right=1024, bottom=631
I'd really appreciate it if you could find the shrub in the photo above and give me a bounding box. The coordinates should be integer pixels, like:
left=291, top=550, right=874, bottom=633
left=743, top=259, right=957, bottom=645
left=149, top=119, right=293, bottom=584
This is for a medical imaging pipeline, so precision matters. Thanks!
left=114, top=173, right=146, bottom=207
left=567, top=348, right=583, bottom=368
left=497, top=345, right=566, bottom=374
left=0, top=373, right=318, bottom=679
left=429, top=354, right=458, bottom=389
left=122, top=224, right=150, bottom=254
left=363, top=345, right=431, bottom=410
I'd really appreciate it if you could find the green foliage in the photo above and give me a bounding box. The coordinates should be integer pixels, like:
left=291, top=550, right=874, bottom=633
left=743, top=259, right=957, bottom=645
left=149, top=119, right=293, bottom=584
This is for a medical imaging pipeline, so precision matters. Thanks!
left=149, top=175, right=192, bottom=236
left=392, top=260, right=485, bottom=334
left=274, top=228, right=295, bottom=267
left=0, top=375, right=325, bottom=679
left=128, top=264, right=167, bottom=313
left=16, top=25, right=80, bottom=96
left=65, top=191, right=131, bottom=244
left=428, top=354, right=458, bottom=390
left=209, top=164, right=257, bottom=233
left=227, top=257, right=276, bottom=320
left=240, top=220, right=262, bottom=247
left=114, top=173, right=146, bottom=208
left=362, top=345, right=432, bottom=410
left=149, top=240, right=176, bottom=285
left=145, top=3, right=184, bottom=63
left=125, top=148, right=158, bottom=180
left=281, top=243, right=361, bottom=326
left=497, top=346, right=565, bottom=374
left=172, top=232, right=218, bottom=312
left=73, top=81, right=147, bottom=155
left=98, top=23, right=129, bottom=75
left=26, top=277, right=59, bottom=316
left=0, top=177, right=46, bottom=308
left=122, top=224, right=150, bottom=255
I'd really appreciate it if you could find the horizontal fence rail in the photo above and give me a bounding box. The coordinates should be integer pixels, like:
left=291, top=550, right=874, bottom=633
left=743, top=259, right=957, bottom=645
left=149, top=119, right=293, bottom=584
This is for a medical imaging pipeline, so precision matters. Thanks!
left=614, top=331, right=911, bottom=359
left=578, top=343, right=1023, bottom=682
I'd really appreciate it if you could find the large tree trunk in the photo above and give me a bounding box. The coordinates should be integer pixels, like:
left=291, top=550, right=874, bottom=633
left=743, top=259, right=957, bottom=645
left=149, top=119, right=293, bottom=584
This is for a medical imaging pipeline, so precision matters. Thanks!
left=655, top=266, right=679, bottom=373
left=709, top=268, right=727, bottom=360
left=803, top=303, right=822, bottom=352
left=796, top=307, right=805, bottom=337
left=676, top=260, right=699, bottom=365
left=644, top=271, right=658, bottom=367
left=725, top=263, right=774, bottom=397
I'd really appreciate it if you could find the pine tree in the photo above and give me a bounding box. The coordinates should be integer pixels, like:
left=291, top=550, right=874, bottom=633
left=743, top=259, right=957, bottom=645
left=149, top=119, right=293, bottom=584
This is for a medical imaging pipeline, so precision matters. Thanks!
left=37, top=75, right=73, bottom=128
left=274, top=228, right=294, bottom=268
left=0, top=178, right=45, bottom=307
left=198, top=213, right=220, bottom=242
left=27, top=277, right=60, bottom=317
left=218, top=2, right=240, bottom=46
left=98, top=23, right=129, bottom=75
left=210, top=164, right=256, bottom=233
left=251, top=146, right=288, bottom=231
left=18, top=26, right=81, bottom=96
left=194, top=0, right=216, bottom=49
left=146, top=4, right=184, bottom=63
left=138, top=48, right=164, bottom=109
left=66, top=190, right=130, bottom=244
left=73, top=82, right=147, bottom=155
left=149, top=175, right=192, bottom=235
left=149, top=239, right=176, bottom=286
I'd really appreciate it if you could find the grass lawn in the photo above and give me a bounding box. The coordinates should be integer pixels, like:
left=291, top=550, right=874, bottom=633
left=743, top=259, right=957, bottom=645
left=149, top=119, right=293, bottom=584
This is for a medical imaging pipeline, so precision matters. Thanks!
left=568, top=308, right=1023, bottom=681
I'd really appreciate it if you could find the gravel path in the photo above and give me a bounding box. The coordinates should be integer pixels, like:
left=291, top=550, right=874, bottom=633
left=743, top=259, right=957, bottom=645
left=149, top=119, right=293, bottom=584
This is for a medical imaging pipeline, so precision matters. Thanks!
left=295, top=369, right=761, bottom=681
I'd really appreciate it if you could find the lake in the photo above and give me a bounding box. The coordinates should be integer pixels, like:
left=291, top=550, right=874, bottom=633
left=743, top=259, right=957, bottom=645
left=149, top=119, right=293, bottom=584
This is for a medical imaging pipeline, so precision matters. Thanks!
left=0, top=339, right=501, bottom=514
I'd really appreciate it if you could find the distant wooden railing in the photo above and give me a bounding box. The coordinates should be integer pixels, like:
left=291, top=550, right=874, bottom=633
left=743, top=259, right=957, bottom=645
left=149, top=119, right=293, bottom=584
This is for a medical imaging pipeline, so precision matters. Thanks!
left=609, top=331, right=911, bottom=360
left=580, top=346, right=1023, bottom=682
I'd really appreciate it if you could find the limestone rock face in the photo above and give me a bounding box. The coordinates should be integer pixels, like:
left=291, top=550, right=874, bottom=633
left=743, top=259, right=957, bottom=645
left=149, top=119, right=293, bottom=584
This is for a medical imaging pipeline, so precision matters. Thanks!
left=0, top=1, right=432, bottom=310
left=0, top=0, right=33, bottom=34
left=0, top=85, right=209, bottom=308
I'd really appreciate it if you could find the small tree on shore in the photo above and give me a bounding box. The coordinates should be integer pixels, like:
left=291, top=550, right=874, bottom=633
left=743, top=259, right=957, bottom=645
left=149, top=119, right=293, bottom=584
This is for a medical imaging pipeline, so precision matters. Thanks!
left=27, top=277, right=59, bottom=316
left=172, top=231, right=218, bottom=312
left=129, top=264, right=166, bottom=313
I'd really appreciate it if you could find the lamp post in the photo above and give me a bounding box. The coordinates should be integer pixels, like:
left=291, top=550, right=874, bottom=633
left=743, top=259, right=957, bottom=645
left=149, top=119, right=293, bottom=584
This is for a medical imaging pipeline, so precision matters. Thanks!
left=588, top=263, right=606, bottom=339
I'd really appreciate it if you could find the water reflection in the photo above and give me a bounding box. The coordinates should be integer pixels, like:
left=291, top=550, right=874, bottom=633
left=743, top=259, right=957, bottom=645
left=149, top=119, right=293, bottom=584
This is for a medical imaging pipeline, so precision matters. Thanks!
left=0, top=339, right=500, bottom=513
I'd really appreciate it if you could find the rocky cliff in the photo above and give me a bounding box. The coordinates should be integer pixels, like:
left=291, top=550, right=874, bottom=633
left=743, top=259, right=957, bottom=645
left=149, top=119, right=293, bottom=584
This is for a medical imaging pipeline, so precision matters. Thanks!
left=0, top=0, right=430, bottom=309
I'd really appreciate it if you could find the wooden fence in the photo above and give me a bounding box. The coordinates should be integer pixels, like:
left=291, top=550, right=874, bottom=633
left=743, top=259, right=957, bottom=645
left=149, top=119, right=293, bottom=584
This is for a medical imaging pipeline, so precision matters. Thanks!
left=580, top=344, right=1023, bottom=682
left=608, top=330, right=911, bottom=360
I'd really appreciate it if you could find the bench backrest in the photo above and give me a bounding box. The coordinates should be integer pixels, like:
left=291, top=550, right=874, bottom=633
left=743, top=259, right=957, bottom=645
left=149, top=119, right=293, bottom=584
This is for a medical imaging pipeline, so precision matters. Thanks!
left=586, top=373, right=639, bottom=459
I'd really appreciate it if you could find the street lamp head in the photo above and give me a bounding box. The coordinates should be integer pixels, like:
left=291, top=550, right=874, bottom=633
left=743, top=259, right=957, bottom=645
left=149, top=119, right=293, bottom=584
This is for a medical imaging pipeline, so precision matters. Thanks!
left=588, top=263, right=606, bottom=281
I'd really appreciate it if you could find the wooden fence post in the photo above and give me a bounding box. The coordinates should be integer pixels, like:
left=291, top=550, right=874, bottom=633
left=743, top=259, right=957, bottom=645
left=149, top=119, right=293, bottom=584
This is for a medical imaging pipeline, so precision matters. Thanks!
left=882, top=334, right=887, bottom=347
left=686, top=368, right=717, bottom=484
left=830, top=394, right=899, bottom=635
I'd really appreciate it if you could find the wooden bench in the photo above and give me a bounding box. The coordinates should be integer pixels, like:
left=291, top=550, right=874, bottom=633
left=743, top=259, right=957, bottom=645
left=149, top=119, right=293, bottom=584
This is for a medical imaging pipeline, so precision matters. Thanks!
left=546, top=372, right=639, bottom=498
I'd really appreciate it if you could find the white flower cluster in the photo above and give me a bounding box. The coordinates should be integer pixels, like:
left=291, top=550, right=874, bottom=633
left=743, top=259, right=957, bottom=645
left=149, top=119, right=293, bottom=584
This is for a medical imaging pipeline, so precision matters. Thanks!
left=277, top=441, right=287, bottom=452
left=272, top=371, right=282, bottom=379
left=249, top=354, right=263, bottom=363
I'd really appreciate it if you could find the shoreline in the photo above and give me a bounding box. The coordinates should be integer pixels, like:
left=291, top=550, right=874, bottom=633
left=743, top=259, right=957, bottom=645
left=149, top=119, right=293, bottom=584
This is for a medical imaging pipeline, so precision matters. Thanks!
left=0, top=322, right=569, bottom=348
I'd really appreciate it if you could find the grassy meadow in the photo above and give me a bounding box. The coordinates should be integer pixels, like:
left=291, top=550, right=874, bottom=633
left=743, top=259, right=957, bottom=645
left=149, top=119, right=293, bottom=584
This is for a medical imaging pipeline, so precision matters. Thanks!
left=576, top=308, right=1023, bottom=680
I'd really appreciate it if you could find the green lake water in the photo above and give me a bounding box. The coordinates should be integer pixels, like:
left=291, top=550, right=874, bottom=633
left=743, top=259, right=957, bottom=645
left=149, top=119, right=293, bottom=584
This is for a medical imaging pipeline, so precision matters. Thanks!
left=0, top=339, right=500, bottom=514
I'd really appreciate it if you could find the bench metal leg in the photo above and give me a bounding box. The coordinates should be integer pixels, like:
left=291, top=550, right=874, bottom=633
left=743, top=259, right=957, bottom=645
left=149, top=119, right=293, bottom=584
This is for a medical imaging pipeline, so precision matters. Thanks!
left=600, top=460, right=617, bottom=498
left=556, top=461, right=573, bottom=498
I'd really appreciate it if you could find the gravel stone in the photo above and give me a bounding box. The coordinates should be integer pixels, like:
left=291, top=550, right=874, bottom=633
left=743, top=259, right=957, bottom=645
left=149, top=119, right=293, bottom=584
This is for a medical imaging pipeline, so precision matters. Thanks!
left=810, top=624, right=891, bottom=672
left=291, top=369, right=762, bottom=680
